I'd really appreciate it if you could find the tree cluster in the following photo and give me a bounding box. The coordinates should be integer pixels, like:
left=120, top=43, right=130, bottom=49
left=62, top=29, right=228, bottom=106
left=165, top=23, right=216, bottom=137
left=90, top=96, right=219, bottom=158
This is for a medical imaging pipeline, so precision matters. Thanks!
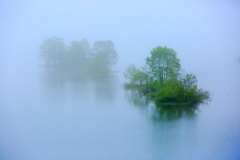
left=124, top=46, right=210, bottom=105
left=39, top=36, right=118, bottom=75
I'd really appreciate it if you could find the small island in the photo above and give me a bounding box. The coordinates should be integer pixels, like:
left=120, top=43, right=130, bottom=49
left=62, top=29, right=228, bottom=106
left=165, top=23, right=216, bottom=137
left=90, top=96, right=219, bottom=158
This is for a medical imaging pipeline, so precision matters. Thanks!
left=123, top=46, right=210, bottom=106
left=39, top=36, right=118, bottom=77
left=39, top=37, right=210, bottom=106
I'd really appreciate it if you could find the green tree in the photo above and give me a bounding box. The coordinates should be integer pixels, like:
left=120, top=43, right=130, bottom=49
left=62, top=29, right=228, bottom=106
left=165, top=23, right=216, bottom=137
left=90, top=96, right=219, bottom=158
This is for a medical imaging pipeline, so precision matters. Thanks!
left=124, top=64, right=138, bottom=83
left=39, top=36, right=66, bottom=66
left=90, top=40, right=118, bottom=72
left=80, top=38, right=91, bottom=56
left=123, top=45, right=210, bottom=105
left=181, top=73, right=198, bottom=90
left=153, top=79, right=183, bottom=103
left=132, top=71, right=148, bottom=85
left=146, top=46, right=180, bottom=83
left=67, top=39, right=90, bottom=70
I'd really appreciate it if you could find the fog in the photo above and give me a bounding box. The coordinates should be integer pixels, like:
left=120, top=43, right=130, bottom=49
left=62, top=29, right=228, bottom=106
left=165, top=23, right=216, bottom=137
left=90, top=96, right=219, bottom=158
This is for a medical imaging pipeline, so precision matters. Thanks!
left=1, top=0, right=240, bottom=160
left=1, top=1, right=240, bottom=71
left=1, top=0, right=240, bottom=101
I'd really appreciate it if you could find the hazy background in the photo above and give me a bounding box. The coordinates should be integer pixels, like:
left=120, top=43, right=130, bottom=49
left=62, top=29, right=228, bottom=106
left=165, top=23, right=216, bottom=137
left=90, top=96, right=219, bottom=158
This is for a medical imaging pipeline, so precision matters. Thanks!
left=1, top=0, right=240, bottom=75
left=0, top=1, right=240, bottom=159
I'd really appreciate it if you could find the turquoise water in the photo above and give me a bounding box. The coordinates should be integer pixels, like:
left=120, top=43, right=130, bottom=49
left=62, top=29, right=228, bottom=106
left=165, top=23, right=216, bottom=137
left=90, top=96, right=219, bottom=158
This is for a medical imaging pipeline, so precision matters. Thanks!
left=0, top=64, right=239, bottom=160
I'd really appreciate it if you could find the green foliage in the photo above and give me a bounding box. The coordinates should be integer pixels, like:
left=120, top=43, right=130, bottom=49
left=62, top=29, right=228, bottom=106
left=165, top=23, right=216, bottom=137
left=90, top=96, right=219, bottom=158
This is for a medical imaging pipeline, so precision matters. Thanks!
left=153, top=79, right=183, bottom=103
left=39, top=37, right=118, bottom=76
left=151, top=78, right=210, bottom=104
left=132, top=71, right=148, bottom=85
left=123, top=83, right=140, bottom=90
left=90, top=40, right=118, bottom=73
left=146, top=46, right=180, bottom=83
left=39, top=36, right=66, bottom=66
left=124, top=64, right=139, bottom=83
left=181, top=73, right=197, bottom=90
left=124, top=45, right=210, bottom=105
left=123, top=64, right=148, bottom=86
left=66, top=40, right=89, bottom=71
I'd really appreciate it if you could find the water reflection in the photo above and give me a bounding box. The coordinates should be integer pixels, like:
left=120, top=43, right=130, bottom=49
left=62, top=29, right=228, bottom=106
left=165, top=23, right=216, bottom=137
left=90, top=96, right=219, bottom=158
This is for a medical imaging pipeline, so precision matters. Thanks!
left=40, top=67, right=117, bottom=106
left=152, top=105, right=198, bottom=122
left=124, top=90, right=148, bottom=108
left=124, top=90, right=199, bottom=122
left=40, top=67, right=68, bottom=91
left=92, top=75, right=118, bottom=105
left=41, top=67, right=199, bottom=121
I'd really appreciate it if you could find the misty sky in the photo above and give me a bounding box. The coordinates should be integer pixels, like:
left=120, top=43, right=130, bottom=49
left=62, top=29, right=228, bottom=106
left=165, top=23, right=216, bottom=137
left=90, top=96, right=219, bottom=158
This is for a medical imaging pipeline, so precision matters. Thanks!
left=1, top=0, right=240, bottom=75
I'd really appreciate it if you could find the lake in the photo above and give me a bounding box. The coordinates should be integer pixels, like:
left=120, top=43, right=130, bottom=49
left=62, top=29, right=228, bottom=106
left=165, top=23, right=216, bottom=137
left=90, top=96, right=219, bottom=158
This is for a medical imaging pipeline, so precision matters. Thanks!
left=0, top=63, right=239, bottom=160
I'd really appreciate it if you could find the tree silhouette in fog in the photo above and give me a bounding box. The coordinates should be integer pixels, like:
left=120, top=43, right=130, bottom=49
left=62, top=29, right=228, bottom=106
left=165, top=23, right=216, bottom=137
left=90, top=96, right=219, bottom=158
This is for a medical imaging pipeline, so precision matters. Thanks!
left=39, top=37, right=118, bottom=76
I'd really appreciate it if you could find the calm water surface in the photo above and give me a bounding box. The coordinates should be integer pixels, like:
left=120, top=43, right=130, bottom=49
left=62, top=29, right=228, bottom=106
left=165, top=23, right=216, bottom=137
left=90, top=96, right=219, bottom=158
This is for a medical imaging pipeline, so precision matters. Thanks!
left=0, top=64, right=240, bottom=160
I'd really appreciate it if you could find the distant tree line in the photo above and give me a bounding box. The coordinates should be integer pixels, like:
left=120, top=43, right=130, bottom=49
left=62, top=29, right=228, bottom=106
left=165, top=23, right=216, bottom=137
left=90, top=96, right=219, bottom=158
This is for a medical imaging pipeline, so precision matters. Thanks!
left=39, top=36, right=118, bottom=75
left=124, top=46, right=210, bottom=105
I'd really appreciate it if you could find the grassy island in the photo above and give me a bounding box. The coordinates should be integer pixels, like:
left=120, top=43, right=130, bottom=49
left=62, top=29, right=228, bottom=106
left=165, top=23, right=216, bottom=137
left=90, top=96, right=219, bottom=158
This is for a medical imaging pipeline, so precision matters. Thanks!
left=123, top=46, right=210, bottom=105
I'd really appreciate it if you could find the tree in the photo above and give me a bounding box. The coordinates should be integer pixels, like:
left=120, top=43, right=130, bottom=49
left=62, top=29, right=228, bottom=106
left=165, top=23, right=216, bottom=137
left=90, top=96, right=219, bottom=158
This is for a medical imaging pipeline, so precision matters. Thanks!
left=181, top=73, right=198, bottom=90
left=90, top=40, right=118, bottom=72
left=39, top=36, right=66, bottom=66
left=146, top=46, right=180, bottom=83
left=67, top=39, right=90, bottom=70
left=80, top=38, right=91, bottom=56
left=132, top=71, right=148, bottom=85
left=124, top=64, right=139, bottom=83
left=68, top=41, right=86, bottom=59
left=153, top=79, right=183, bottom=103
left=123, top=45, right=210, bottom=105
